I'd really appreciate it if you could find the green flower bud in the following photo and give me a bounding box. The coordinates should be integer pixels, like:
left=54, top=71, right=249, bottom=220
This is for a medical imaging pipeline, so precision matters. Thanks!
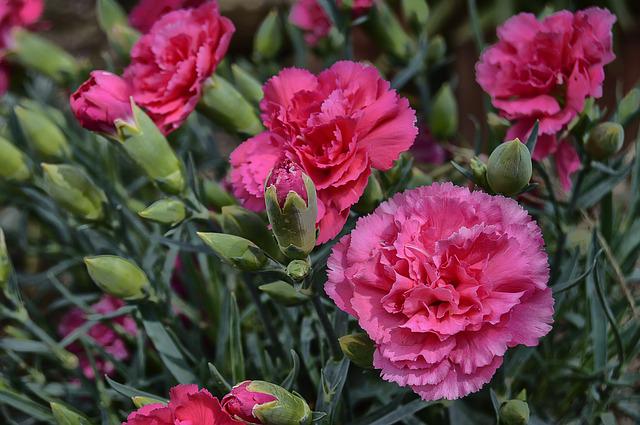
left=0, top=229, right=10, bottom=291
left=486, top=139, right=532, bottom=196
left=402, top=0, right=429, bottom=28
left=203, top=179, right=236, bottom=209
left=0, top=136, right=31, bottom=182
left=41, top=164, right=106, bottom=221
left=84, top=255, right=150, bottom=300
left=426, top=35, right=446, bottom=64
left=487, top=112, right=510, bottom=143
left=15, top=105, right=70, bottom=159
left=139, top=198, right=186, bottom=226
left=286, top=258, right=311, bottom=282
left=499, top=399, right=530, bottom=425
left=353, top=173, right=383, bottom=214
left=265, top=160, right=317, bottom=260
left=97, top=0, right=140, bottom=55
left=132, top=396, right=166, bottom=408
left=585, top=122, right=624, bottom=160
left=9, top=28, right=79, bottom=83
left=254, top=10, right=283, bottom=60
left=198, top=232, right=268, bottom=271
left=259, top=280, right=309, bottom=306
left=231, top=64, right=264, bottom=106
left=617, top=88, right=640, bottom=125
left=367, top=1, right=413, bottom=59
left=429, top=84, right=458, bottom=139
left=199, top=75, right=263, bottom=136
left=115, top=101, right=185, bottom=194
left=470, top=157, right=488, bottom=189
left=339, top=333, right=375, bottom=369
left=50, top=402, right=92, bottom=425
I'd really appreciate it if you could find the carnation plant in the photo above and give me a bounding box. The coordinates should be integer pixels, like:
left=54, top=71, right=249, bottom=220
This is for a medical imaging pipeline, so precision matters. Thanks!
left=0, top=0, right=639, bottom=424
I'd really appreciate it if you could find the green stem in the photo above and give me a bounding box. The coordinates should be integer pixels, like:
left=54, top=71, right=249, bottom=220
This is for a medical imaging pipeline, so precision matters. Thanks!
left=311, top=295, right=342, bottom=359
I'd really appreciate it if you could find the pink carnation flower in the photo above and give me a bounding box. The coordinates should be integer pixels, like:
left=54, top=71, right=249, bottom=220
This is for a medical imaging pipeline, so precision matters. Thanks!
left=476, top=8, right=616, bottom=190
left=326, top=183, right=554, bottom=400
left=123, top=384, right=241, bottom=425
left=129, top=0, right=207, bottom=33
left=290, top=0, right=373, bottom=45
left=123, top=1, right=234, bottom=134
left=230, top=61, right=417, bottom=244
left=58, top=295, right=137, bottom=379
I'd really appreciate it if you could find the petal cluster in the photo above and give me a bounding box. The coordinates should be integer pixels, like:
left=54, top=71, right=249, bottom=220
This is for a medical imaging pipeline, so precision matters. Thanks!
left=230, top=61, right=417, bottom=244
left=58, top=295, right=137, bottom=379
left=123, top=1, right=235, bottom=134
left=129, top=0, right=207, bottom=33
left=326, top=183, right=554, bottom=400
left=476, top=8, right=615, bottom=189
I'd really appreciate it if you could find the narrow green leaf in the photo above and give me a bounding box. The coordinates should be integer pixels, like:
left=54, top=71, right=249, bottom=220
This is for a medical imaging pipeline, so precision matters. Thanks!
left=280, top=350, right=301, bottom=391
left=228, top=293, right=245, bottom=383
left=315, top=357, right=350, bottom=424
left=366, top=399, right=437, bottom=425
left=105, top=376, right=167, bottom=403
left=526, top=120, right=539, bottom=154
left=208, top=363, right=232, bottom=393
left=0, top=386, right=56, bottom=423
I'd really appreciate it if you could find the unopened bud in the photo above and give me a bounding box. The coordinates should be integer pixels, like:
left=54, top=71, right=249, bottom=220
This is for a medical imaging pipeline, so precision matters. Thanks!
left=499, top=399, right=530, bottom=425
left=41, top=164, right=106, bottom=221
left=487, top=112, right=510, bottom=142
left=353, top=173, right=383, bottom=214
left=84, top=256, right=150, bottom=300
left=265, top=159, right=317, bottom=260
left=585, top=122, right=624, bottom=160
left=198, top=233, right=268, bottom=271
left=486, top=139, right=532, bottom=196
left=429, top=84, right=458, bottom=139
left=115, top=101, right=185, bottom=194
left=0, top=229, right=10, bottom=291
left=97, top=0, right=140, bottom=55
left=426, top=35, right=446, bottom=64
left=50, top=402, right=91, bottom=425
left=286, top=258, right=311, bottom=281
left=259, top=280, right=309, bottom=306
left=402, top=0, right=429, bottom=28
left=15, top=105, right=70, bottom=159
left=199, top=75, right=263, bottom=136
left=254, top=10, right=283, bottom=60
left=339, top=333, right=375, bottom=369
left=204, top=179, right=236, bottom=209
left=222, top=380, right=312, bottom=425
left=367, top=1, right=413, bottom=59
left=0, top=136, right=30, bottom=182
left=139, top=198, right=186, bottom=226
left=470, top=157, right=488, bottom=189
left=231, top=64, right=264, bottom=106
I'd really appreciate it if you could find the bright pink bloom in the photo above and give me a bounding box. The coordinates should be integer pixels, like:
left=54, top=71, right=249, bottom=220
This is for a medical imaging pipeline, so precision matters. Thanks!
left=221, top=381, right=278, bottom=424
left=70, top=71, right=133, bottom=135
left=123, top=2, right=234, bottom=134
left=326, top=183, right=554, bottom=400
left=266, top=158, right=308, bottom=207
left=230, top=61, right=417, bottom=244
left=123, top=384, right=242, bottom=425
left=129, top=0, right=207, bottom=33
left=476, top=8, right=616, bottom=190
left=290, top=0, right=373, bottom=45
left=58, top=295, right=137, bottom=379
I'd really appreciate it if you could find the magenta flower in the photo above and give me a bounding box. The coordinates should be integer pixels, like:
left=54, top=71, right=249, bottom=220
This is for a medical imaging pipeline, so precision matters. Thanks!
left=266, top=158, right=308, bottom=207
left=221, top=381, right=277, bottom=424
left=476, top=8, right=616, bottom=189
left=123, top=1, right=235, bottom=134
left=325, top=183, right=554, bottom=400
left=230, top=61, right=417, bottom=244
left=69, top=71, right=133, bottom=135
left=58, top=295, right=137, bottom=379
left=128, top=0, right=207, bottom=34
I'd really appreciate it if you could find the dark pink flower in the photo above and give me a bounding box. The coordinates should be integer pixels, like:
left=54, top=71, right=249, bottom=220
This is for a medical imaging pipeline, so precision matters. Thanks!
left=326, top=183, right=554, bottom=400
left=476, top=8, right=616, bottom=190
left=221, top=381, right=277, bottom=424
left=123, top=384, right=242, bottom=425
left=58, top=295, right=137, bottom=379
left=70, top=71, right=133, bottom=135
left=129, top=0, right=207, bottom=33
left=123, top=1, right=235, bottom=134
left=230, top=61, right=417, bottom=244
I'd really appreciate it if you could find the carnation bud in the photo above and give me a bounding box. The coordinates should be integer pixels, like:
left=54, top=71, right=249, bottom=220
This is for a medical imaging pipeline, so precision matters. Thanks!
left=115, top=101, right=185, bottom=194
left=204, top=179, right=236, bottom=209
left=402, top=0, right=429, bottom=29
left=286, top=258, right=311, bottom=282
left=199, top=75, right=263, bottom=136
left=339, top=333, right=375, bottom=369
left=367, top=1, right=413, bottom=59
left=259, top=280, right=310, bottom=306
left=470, top=157, right=489, bottom=189
left=487, top=112, right=510, bottom=142
left=617, top=87, right=640, bottom=125
left=41, top=164, right=107, bottom=221
left=222, top=380, right=312, bottom=425
left=97, top=0, right=140, bottom=55
left=9, top=28, right=79, bottom=83
left=138, top=198, right=186, bottom=226
left=426, top=35, right=446, bottom=64
left=198, top=233, right=268, bottom=271
left=84, top=255, right=150, bottom=300
left=585, top=122, right=624, bottom=160
left=15, top=105, right=70, bottom=159
left=486, top=139, right=532, bottom=196
left=0, top=229, right=10, bottom=291
left=429, top=84, right=458, bottom=139
left=0, top=136, right=31, bottom=182
left=353, top=173, right=383, bottom=214
left=231, top=64, right=264, bottom=106
left=254, top=10, right=283, bottom=61
left=265, top=159, right=317, bottom=260
left=50, top=401, right=91, bottom=425
left=70, top=71, right=134, bottom=136
left=499, top=399, right=530, bottom=425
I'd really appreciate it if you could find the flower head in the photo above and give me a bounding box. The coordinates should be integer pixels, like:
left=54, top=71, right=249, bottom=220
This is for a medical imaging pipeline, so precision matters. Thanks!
left=325, top=183, right=554, bottom=400
left=221, top=381, right=277, bottom=424
left=124, top=1, right=235, bottom=134
left=129, top=0, right=207, bottom=33
left=0, top=0, right=43, bottom=46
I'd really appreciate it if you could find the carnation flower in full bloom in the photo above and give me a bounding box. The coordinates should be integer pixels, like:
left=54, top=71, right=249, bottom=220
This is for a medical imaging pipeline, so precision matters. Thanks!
left=123, top=384, right=241, bottom=425
left=58, top=295, right=137, bottom=379
left=325, top=183, right=554, bottom=400
left=128, top=0, right=207, bottom=33
left=230, top=61, right=417, bottom=243
left=123, top=1, right=235, bottom=134
left=476, top=8, right=616, bottom=189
